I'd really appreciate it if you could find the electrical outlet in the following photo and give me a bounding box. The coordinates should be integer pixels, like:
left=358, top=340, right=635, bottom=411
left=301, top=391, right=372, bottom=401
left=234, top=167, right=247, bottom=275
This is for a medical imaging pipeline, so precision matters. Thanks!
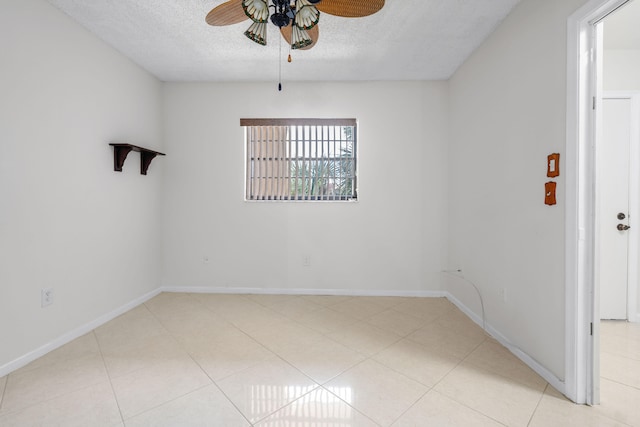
left=303, top=255, right=311, bottom=267
left=41, top=288, right=54, bottom=307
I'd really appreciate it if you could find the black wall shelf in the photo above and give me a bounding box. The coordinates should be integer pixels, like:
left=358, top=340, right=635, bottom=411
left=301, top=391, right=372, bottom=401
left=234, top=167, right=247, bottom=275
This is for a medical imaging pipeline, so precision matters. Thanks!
left=109, top=143, right=165, bottom=175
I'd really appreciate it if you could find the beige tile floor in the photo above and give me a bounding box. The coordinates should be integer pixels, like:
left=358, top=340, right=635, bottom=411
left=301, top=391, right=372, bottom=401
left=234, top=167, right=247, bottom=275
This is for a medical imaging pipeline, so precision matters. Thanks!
left=0, top=293, right=638, bottom=426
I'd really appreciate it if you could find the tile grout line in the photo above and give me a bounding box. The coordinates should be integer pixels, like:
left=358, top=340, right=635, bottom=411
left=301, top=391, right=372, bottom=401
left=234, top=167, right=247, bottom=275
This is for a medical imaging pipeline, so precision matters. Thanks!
left=250, top=385, right=322, bottom=426
left=206, top=380, right=255, bottom=426
left=438, top=389, right=511, bottom=427
left=292, top=311, right=407, bottom=375
left=0, top=373, right=7, bottom=412
left=430, top=334, right=544, bottom=427
left=0, top=354, right=111, bottom=419
left=318, top=384, right=383, bottom=427
left=417, top=335, right=510, bottom=423
left=194, top=295, right=323, bottom=376
left=421, top=335, right=487, bottom=391
left=93, top=330, right=126, bottom=425
left=386, top=387, right=510, bottom=427
left=221, top=309, right=354, bottom=387
left=271, top=297, right=410, bottom=361
left=369, top=343, right=461, bottom=390
left=170, top=294, right=273, bottom=426
left=183, top=330, right=320, bottom=427
left=126, top=382, right=230, bottom=424
left=601, top=348, right=640, bottom=363
left=526, top=383, right=549, bottom=427
left=386, top=386, right=434, bottom=426
left=595, top=410, right=636, bottom=427
left=461, top=347, right=550, bottom=392
left=204, top=294, right=370, bottom=386
left=384, top=300, right=498, bottom=411
left=600, top=376, right=640, bottom=392
left=301, top=300, right=456, bottom=425
left=420, top=304, right=549, bottom=390
left=123, top=301, right=220, bottom=421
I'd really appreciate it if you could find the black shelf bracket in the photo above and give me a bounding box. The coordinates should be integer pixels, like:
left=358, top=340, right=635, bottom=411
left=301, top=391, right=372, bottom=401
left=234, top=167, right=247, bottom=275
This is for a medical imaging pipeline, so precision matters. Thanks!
left=109, top=143, right=165, bottom=175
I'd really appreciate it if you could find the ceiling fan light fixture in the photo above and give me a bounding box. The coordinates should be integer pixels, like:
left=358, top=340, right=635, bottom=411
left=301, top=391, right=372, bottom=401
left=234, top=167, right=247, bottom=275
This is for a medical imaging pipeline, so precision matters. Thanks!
left=291, top=25, right=312, bottom=49
left=244, top=21, right=267, bottom=45
left=243, top=0, right=269, bottom=23
left=207, top=0, right=385, bottom=52
left=295, top=0, right=320, bottom=30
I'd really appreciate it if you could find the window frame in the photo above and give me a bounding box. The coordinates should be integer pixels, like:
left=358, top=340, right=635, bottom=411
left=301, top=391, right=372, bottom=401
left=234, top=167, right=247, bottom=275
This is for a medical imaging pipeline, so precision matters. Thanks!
left=241, top=118, right=358, bottom=202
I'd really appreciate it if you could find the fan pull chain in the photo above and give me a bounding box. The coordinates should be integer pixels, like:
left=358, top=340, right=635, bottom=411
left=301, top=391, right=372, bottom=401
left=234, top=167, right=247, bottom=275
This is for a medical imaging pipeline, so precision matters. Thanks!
left=278, top=35, right=282, bottom=91
left=289, top=2, right=294, bottom=63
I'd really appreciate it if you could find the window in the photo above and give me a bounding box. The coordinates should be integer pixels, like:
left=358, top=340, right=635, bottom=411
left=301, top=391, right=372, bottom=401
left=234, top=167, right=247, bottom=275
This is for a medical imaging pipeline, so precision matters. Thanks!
left=241, top=118, right=357, bottom=201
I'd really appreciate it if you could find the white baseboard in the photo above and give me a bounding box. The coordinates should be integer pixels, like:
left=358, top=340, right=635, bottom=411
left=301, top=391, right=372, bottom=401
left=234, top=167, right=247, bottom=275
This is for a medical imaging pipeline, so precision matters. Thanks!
left=0, top=288, right=161, bottom=378
left=445, top=292, right=566, bottom=396
left=161, top=286, right=448, bottom=298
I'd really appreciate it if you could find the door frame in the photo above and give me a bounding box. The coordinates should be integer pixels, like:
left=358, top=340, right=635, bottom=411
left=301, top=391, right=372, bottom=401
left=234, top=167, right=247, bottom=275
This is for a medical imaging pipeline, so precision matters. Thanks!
left=566, top=0, right=631, bottom=405
left=601, top=91, right=640, bottom=323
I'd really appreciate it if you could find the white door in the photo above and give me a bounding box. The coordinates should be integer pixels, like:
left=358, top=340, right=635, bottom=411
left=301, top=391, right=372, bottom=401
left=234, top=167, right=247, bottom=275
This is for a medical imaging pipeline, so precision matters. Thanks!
left=599, top=97, right=631, bottom=320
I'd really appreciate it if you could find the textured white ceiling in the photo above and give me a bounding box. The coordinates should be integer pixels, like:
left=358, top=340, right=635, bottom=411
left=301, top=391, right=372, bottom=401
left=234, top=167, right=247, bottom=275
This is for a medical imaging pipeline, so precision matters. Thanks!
left=46, top=0, right=523, bottom=82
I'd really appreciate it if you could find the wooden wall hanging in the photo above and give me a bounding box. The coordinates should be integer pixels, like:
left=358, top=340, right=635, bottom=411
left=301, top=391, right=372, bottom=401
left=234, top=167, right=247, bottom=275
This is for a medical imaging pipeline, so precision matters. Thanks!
left=547, top=153, right=560, bottom=178
left=545, top=181, right=557, bottom=206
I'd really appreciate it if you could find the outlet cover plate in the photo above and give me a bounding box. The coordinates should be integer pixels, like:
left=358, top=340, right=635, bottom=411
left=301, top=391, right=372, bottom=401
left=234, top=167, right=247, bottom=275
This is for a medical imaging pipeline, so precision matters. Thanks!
left=41, top=288, right=54, bottom=307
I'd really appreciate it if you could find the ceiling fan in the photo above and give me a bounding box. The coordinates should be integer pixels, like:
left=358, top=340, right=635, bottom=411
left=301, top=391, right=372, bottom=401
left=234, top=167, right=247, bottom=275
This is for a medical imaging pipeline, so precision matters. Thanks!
left=205, top=0, right=385, bottom=51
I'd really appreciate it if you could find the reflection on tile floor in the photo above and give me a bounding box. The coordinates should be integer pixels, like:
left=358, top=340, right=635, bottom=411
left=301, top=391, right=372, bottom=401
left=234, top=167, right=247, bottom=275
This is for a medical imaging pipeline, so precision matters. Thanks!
left=0, top=293, right=638, bottom=426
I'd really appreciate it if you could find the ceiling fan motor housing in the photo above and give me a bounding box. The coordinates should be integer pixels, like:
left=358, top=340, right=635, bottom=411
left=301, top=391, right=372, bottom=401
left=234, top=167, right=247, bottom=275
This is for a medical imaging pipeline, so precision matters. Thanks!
left=270, top=12, right=290, bottom=27
left=269, top=0, right=321, bottom=28
left=270, top=0, right=293, bottom=27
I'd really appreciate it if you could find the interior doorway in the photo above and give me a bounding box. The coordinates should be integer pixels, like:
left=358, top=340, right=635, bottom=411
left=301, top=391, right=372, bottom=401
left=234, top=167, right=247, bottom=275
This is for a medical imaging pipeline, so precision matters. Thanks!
left=566, top=0, right=631, bottom=406
left=598, top=93, right=639, bottom=322
left=598, top=2, right=640, bottom=324
left=567, top=0, right=639, bottom=406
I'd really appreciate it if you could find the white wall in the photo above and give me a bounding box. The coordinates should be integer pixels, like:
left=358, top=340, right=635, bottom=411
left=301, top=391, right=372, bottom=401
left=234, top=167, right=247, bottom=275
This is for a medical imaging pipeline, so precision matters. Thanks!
left=604, top=49, right=640, bottom=90
left=0, top=0, right=163, bottom=371
left=161, top=81, right=449, bottom=294
left=447, top=0, right=588, bottom=380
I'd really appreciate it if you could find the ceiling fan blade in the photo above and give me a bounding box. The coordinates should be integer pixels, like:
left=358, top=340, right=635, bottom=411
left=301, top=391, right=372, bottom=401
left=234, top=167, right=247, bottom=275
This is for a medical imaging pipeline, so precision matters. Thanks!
left=280, top=24, right=293, bottom=44
left=316, top=0, right=384, bottom=18
left=206, top=0, right=248, bottom=26
left=280, top=24, right=319, bottom=50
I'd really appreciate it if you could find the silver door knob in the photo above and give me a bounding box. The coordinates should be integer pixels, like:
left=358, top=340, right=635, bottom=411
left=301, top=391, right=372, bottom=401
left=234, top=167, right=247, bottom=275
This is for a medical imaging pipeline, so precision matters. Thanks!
left=617, top=224, right=631, bottom=231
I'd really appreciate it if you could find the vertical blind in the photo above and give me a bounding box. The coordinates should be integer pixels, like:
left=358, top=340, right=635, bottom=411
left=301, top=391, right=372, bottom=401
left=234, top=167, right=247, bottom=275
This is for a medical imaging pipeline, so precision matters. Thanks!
left=241, top=119, right=357, bottom=201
